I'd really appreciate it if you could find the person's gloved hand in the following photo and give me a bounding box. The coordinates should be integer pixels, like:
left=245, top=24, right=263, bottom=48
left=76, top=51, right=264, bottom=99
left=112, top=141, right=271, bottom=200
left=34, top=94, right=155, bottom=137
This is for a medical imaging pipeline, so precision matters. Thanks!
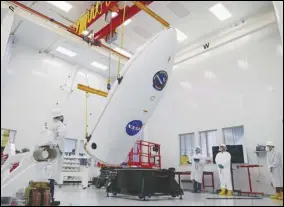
left=218, top=164, right=224, bottom=169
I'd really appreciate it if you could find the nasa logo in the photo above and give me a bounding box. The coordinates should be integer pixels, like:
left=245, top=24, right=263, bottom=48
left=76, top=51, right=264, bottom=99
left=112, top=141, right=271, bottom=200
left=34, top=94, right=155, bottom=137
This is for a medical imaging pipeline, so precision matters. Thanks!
left=126, top=120, right=143, bottom=136
left=153, top=70, right=168, bottom=91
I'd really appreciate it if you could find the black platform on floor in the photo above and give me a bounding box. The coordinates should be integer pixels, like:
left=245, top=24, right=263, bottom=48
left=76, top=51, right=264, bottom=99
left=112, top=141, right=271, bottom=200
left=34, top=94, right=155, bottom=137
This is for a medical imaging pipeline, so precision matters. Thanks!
left=106, top=168, right=184, bottom=200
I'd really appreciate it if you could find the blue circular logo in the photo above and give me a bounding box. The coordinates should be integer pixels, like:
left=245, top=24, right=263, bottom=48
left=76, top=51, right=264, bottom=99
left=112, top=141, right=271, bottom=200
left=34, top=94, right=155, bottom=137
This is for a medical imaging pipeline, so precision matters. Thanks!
left=126, top=120, right=143, bottom=136
left=153, top=70, right=168, bottom=91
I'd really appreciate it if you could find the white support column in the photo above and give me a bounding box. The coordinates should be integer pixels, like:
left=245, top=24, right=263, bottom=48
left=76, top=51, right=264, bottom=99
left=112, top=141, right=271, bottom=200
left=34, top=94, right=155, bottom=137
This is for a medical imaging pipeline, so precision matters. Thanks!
left=273, top=1, right=283, bottom=45
left=1, top=7, right=15, bottom=64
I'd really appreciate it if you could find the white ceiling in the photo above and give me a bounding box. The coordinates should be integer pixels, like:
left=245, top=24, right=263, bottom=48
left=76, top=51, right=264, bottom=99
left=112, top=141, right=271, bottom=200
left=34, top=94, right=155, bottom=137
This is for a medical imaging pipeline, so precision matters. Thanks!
left=2, top=1, right=274, bottom=78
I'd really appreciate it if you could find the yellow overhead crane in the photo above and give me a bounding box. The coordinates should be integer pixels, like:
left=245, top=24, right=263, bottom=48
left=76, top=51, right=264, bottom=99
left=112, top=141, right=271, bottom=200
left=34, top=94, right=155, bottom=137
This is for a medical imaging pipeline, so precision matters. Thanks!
left=77, top=84, right=108, bottom=98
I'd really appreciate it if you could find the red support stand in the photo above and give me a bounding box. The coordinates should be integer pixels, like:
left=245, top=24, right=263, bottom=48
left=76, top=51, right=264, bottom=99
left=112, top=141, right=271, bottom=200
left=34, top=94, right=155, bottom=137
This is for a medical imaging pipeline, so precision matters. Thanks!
left=237, top=164, right=264, bottom=196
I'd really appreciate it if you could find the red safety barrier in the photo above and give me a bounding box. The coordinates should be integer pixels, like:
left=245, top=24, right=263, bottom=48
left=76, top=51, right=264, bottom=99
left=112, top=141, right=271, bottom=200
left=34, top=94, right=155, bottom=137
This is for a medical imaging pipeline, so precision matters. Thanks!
left=97, top=140, right=161, bottom=169
left=127, top=140, right=161, bottom=169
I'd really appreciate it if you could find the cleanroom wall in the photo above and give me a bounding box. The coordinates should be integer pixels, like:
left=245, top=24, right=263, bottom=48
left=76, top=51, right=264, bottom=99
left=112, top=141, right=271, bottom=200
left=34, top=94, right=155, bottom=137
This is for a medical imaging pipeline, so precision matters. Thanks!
left=145, top=24, right=283, bottom=194
left=1, top=41, right=107, bottom=151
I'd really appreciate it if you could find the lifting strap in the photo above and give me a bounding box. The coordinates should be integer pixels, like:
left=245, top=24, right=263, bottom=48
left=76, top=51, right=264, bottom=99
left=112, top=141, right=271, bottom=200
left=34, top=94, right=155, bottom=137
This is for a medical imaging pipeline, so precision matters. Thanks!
left=116, top=1, right=127, bottom=82
left=85, top=91, right=89, bottom=138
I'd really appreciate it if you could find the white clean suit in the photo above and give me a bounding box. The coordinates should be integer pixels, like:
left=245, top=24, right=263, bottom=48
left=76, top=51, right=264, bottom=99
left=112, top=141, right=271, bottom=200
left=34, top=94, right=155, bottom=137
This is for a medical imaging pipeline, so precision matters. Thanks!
left=267, top=149, right=283, bottom=187
left=49, top=120, right=66, bottom=184
left=191, top=153, right=205, bottom=183
left=215, top=151, right=232, bottom=190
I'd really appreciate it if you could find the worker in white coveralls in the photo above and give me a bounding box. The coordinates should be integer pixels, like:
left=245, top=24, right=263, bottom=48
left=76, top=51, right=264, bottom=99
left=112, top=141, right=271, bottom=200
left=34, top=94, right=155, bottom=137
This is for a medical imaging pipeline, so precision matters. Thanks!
left=191, top=146, right=205, bottom=193
left=215, top=144, right=232, bottom=196
left=48, top=108, right=66, bottom=203
left=266, top=141, right=283, bottom=200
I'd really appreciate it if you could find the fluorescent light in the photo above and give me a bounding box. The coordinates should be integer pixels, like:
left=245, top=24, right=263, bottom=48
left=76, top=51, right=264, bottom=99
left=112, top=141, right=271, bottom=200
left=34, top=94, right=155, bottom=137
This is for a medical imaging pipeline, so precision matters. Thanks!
left=81, top=30, right=89, bottom=35
left=46, top=1, right=73, bottom=12
left=237, top=60, right=248, bottom=70
left=175, top=29, right=188, bottom=42
left=114, top=47, right=132, bottom=57
left=56, top=46, right=77, bottom=57
left=112, top=12, right=118, bottom=18
left=209, top=3, right=232, bottom=21
left=204, top=70, right=216, bottom=79
left=123, top=19, right=132, bottom=26
left=91, top=61, right=108, bottom=70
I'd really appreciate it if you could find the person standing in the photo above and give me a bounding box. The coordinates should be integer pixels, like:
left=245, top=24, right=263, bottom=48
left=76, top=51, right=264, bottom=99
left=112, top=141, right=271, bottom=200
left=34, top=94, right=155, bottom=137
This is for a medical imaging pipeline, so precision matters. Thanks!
left=191, top=146, right=205, bottom=193
left=48, top=108, right=66, bottom=203
left=215, top=144, right=232, bottom=196
left=266, top=141, right=283, bottom=200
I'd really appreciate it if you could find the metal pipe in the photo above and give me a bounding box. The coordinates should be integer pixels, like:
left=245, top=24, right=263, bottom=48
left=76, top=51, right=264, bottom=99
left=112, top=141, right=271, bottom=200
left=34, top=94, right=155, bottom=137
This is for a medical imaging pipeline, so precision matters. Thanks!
left=132, top=1, right=170, bottom=28
left=7, top=1, right=130, bottom=61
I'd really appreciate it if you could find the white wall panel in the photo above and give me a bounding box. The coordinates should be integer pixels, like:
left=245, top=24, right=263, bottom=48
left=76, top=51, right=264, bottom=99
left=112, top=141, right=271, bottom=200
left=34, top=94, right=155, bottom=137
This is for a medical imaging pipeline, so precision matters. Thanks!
left=1, top=42, right=107, bottom=150
left=146, top=24, right=283, bottom=194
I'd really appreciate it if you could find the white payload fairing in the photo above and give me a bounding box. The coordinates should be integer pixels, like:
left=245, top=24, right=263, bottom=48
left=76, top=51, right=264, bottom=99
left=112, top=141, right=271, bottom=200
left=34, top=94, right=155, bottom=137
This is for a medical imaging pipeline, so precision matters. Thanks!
left=86, top=28, right=177, bottom=165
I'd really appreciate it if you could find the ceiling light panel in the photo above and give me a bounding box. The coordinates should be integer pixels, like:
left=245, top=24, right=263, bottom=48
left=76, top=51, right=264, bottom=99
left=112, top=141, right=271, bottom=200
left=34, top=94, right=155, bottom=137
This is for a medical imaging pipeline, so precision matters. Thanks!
left=204, top=70, right=216, bottom=79
left=114, top=47, right=133, bottom=57
left=112, top=12, right=118, bottom=18
left=209, top=3, right=232, bottom=21
left=91, top=61, right=108, bottom=70
left=46, top=1, right=73, bottom=13
left=123, top=19, right=132, bottom=26
left=175, top=29, right=188, bottom=42
left=56, top=46, right=77, bottom=57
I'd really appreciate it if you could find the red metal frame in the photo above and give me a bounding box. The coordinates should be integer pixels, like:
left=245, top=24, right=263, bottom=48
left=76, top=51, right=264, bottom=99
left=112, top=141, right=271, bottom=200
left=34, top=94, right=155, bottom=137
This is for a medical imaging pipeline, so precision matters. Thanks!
left=127, top=140, right=161, bottom=169
left=10, top=1, right=130, bottom=60
left=85, top=1, right=118, bottom=29
left=93, top=1, right=153, bottom=40
left=237, top=164, right=264, bottom=196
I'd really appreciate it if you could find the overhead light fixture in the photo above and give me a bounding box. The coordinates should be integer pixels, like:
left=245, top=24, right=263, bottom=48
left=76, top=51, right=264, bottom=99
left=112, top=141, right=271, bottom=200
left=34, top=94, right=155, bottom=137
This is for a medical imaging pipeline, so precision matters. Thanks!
left=112, top=12, right=118, bottom=18
left=209, top=3, right=232, bottom=21
left=114, top=47, right=132, bottom=57
left=237, top=60, right=249, bottom=70
left=175, top=29, right=188, bottom=42
left=204, top=70, right=216, bottom=79
left=81, top=30, right=89, bottom=35
left=91, top=61, right=108, bottom=71
left=56, top=46, right=77, bottom=57
left=123, top=19, right=132, bottom=26
left=46, top=1, right=73, bottom=13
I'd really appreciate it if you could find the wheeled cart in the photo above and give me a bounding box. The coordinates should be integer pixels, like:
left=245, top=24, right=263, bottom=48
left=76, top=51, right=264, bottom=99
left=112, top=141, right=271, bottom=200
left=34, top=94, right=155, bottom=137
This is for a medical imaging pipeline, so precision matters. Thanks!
left=106, top=168, right=183, bottom=200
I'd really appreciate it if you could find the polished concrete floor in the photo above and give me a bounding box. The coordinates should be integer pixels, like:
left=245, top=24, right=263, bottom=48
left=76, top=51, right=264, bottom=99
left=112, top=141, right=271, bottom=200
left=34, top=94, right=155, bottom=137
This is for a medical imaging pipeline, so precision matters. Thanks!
left=55, top=185, right=283, bottom=206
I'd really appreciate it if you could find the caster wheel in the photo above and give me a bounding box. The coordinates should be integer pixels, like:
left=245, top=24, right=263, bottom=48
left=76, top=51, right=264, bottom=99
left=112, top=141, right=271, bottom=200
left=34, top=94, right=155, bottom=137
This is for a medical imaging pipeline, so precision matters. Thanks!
left=171, top=195, right=177, bottom=198
left=112, top=192, right=117, bottom=196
